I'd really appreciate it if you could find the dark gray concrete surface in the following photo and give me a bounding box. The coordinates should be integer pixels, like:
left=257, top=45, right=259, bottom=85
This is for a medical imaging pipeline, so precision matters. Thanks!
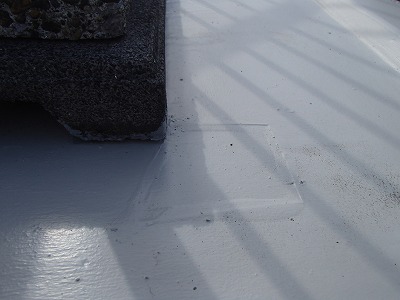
left=0, top=0, right=166, bottom=141
left=0, top=0, right=130, bottom=40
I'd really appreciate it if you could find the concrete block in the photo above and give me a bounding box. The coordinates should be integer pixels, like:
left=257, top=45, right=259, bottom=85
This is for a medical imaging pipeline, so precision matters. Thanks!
left=0, top=0, right=129, bottom=40
left=0, top=0, right=166, bottom=141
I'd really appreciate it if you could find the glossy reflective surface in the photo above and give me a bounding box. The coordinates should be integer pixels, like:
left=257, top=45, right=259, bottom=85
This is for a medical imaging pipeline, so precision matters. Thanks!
left=1, top=0, right=400, bottom=299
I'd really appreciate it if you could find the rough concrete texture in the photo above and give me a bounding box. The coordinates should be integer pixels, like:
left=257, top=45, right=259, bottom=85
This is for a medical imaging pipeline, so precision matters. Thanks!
left=0, top=0, right=129, bottom=40
left=0, top=0, right=166, bottom=141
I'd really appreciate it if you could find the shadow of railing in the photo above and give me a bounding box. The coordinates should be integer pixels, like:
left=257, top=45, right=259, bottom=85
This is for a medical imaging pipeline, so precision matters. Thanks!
left=1, top=0, right=400, bottom=299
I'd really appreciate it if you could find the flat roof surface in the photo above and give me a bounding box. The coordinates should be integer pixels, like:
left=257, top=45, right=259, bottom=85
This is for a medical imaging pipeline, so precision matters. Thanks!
left=1, top=0, right=400, bottom=299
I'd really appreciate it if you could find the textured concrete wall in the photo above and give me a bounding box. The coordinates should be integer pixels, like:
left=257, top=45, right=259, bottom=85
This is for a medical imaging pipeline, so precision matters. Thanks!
left=0, top=0, right=129, bottom=39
